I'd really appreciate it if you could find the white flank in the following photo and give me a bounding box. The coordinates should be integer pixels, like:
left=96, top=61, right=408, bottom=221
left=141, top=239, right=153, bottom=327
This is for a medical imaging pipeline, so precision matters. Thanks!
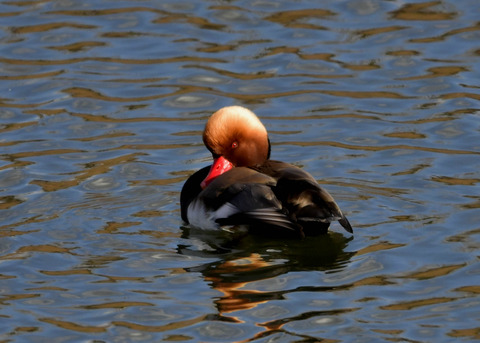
left=187, top=200, right=239, bottom=230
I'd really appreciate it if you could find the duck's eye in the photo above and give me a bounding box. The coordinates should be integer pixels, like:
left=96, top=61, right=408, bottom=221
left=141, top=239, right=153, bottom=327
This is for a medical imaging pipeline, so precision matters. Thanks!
left=231, top=141, right=238, bottom=149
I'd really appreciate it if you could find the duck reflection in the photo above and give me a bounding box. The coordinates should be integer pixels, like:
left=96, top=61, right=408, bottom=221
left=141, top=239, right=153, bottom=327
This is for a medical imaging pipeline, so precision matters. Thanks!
left=178, top=227, right=354, bottom=318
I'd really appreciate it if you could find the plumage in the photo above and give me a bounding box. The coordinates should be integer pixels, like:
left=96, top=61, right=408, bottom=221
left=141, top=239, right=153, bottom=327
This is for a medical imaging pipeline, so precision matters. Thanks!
left=180, top=106, right=353, bottom=238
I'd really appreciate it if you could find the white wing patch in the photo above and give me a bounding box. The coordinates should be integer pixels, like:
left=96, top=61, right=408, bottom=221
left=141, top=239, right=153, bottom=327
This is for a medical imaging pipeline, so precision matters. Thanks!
left=187, top=199, right=240, bottom=230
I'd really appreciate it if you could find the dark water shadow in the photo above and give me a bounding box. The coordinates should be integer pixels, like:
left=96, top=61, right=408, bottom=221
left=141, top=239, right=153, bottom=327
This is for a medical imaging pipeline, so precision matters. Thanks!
left=178, top=226, right=355, bottom=318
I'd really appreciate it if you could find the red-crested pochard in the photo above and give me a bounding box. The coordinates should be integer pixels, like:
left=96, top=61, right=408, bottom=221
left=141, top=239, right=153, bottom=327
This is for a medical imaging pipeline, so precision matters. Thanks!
left=180, top=106, right=352, bottom=238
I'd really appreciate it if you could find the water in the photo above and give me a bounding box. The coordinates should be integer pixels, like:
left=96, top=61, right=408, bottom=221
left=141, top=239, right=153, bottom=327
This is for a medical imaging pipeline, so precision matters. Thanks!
left=1, top=0, right=479, bottom=341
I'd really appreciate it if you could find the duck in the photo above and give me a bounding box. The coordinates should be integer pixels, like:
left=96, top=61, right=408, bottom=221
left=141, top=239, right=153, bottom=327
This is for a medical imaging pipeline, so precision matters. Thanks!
left=180, top=106, right=352, bottom=238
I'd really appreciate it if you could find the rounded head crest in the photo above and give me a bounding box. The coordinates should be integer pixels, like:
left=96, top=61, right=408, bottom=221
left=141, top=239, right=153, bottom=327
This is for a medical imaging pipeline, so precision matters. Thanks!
left=203, top=106, right=270, bottom=167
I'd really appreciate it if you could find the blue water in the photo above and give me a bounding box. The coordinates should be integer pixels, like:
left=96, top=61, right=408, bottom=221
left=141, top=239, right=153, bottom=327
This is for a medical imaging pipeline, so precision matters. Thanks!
left=1, top=0, right=479, bottom=342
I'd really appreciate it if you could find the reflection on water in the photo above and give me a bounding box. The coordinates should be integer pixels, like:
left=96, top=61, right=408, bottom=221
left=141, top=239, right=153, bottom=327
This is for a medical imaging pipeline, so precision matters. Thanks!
left=1, top=0, right=480, bottom=342
left=182, top=230, right=355, bottom=316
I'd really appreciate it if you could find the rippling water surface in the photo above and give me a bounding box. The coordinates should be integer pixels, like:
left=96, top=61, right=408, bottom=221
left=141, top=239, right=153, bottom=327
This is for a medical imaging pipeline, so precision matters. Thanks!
left=1, top=0, right=479, bottom=341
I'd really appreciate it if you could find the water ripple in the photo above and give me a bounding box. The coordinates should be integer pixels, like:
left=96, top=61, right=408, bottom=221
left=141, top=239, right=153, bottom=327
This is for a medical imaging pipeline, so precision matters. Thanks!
left=0, top=0, right=479, bottom=342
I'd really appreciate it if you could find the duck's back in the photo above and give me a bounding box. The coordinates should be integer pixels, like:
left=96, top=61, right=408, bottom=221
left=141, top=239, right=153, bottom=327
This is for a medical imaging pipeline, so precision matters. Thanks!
left=181, top=166, right=301, bottom=235
left=180, top=160, right=352, bottom=236
left=254, top=160, right=353, bottom=235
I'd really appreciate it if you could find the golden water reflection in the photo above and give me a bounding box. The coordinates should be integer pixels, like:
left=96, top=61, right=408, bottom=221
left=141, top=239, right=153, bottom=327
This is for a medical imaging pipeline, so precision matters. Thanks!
left=0, top=0, right=479, bottom=341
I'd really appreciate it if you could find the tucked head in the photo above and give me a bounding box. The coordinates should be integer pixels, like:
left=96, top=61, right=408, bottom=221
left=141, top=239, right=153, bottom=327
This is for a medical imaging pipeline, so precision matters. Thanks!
left=200, top=106, right=270, bottom=189
left=203, top=106, right=270, bottom=167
